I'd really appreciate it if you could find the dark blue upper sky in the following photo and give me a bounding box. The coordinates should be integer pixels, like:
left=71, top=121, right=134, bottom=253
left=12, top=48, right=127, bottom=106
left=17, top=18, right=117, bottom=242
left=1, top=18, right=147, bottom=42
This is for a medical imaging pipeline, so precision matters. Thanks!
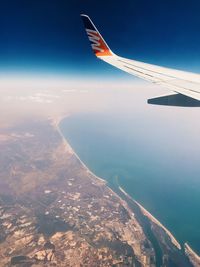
left=1, top=0, right=200, bottom=79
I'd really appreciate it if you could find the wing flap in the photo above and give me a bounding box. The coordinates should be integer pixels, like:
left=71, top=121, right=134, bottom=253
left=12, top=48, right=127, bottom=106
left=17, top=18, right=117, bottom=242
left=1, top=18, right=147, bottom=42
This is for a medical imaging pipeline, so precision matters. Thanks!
left=148, top=93, right=200, bottom=107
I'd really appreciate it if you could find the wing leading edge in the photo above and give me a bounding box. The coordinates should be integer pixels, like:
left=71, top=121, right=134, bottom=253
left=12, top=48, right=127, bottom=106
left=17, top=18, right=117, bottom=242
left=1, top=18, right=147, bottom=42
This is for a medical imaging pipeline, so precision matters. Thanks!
left=81, top=14, right=200, bottom=106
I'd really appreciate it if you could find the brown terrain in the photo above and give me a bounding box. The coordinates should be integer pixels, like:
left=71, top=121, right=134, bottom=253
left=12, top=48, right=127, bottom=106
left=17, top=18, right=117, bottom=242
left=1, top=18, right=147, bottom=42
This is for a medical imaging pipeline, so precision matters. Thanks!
left=0, top=119, right=155, bottom=267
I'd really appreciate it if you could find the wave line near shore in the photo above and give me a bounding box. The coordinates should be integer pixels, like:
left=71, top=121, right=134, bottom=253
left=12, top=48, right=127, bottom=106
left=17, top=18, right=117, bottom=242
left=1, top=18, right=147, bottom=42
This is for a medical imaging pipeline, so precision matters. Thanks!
left=118, top=186, right=181, bottom=250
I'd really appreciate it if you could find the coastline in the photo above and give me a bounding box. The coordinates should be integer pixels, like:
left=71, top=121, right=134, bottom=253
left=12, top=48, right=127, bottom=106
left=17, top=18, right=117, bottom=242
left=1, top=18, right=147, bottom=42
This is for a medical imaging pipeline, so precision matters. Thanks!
left=54, top=116, right=140, bottom=213
left=54, top=115, right=200, bottom=266
left=52, top=115, right=157, bottom=266
left=185, top=243, right=200, bottom=266
left=54, top=115, right=178, bottom=245
left=118, top=186, right=181, bottom=250
left=51, top=115, right=106, bottom=185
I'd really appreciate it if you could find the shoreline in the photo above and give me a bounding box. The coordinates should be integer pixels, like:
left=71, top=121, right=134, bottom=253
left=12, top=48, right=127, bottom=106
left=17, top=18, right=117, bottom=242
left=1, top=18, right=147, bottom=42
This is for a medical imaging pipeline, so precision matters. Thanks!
left=54, top=115, right=179, bottom=244
left=52, top=115, right=106, bottom=185
left=185, top=243, right=200, bottom=266
left=118, top=186, right=181, bottom=250
left=53, top=115, right=143, bottom=219
left=53, top=115, right=200, bottom=265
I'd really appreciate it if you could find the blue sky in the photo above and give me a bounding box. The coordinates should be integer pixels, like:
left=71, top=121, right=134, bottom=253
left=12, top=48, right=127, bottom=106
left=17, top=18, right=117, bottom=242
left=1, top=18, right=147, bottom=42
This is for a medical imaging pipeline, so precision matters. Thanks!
left=1, top=0, right=200, bottom=79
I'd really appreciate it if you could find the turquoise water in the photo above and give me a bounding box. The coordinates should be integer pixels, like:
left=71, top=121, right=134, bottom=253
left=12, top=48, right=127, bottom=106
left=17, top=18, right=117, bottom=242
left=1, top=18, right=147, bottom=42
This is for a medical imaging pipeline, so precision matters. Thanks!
left=60, top=111, right=200, bottom=254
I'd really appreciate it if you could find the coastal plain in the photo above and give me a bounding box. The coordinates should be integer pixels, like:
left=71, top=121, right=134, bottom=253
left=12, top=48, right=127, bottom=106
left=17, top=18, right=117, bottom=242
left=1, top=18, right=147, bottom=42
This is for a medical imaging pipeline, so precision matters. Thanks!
left=0, top=119, right=155, bottom=266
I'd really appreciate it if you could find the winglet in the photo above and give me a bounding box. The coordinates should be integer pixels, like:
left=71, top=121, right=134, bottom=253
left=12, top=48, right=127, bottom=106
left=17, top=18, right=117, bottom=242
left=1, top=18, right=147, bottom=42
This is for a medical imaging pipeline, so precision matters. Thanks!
left=81, top=14, right=113, bottom=57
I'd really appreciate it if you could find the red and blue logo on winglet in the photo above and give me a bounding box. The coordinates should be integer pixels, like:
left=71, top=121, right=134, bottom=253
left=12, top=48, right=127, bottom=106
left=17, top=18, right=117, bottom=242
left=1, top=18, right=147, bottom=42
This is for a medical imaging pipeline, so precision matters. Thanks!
left=81, top=14, right=112, bottom=57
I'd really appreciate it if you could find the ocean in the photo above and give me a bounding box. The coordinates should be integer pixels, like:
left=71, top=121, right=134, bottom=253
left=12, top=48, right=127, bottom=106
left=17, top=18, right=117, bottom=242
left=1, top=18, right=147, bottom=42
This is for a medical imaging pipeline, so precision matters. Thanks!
left=60, top=109, right=200, bottom=254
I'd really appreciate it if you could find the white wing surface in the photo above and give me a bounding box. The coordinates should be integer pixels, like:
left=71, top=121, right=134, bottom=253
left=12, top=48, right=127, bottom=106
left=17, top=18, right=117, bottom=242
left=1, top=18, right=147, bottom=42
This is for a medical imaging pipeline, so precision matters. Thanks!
left=81, top=14, right=200, bottom=106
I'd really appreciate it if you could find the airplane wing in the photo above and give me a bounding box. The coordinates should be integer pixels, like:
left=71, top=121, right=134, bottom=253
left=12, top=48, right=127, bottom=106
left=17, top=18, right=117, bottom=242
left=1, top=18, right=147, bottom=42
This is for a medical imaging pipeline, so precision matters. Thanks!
left=81, top=14, right=200, bottom=106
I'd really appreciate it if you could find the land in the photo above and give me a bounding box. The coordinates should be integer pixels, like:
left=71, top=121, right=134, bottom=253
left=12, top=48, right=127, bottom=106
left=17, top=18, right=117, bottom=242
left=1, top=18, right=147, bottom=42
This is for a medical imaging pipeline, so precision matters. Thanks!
left=0, top=119, right=155, bottom=266
left=185, top=243, right=200, bottom=267
left=118, top=187, right=197, bottom=267
left=0, top=117, right=199, bottom=267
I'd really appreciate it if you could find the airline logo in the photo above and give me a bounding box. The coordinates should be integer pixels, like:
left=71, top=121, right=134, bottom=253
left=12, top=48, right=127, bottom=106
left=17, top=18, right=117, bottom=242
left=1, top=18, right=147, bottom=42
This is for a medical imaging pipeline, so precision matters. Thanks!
left=86, top=29, right=104, bottom=53
left=86, top=29, right=112, bottom=56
